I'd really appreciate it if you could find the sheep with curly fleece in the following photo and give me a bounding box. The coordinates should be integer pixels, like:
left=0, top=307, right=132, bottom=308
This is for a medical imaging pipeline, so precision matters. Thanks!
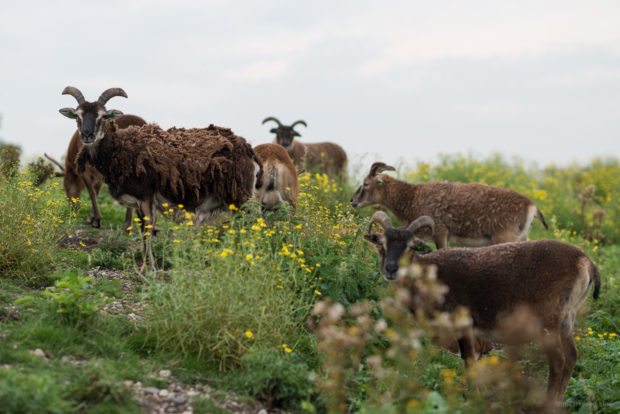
left=60, top=86, right=263, bottom=271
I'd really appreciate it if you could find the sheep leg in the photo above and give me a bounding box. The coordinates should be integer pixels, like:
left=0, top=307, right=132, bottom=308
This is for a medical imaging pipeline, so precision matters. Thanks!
left=137, top=200, right=157, bottom=273
left=558, top=314, right=578, bottom=399
left=64, top=172, right=83, bottom=213
left=122, top=208, right=135, bottom=232
left=82, top=176, right=102, bottom=228
left=542, top=331, right=566, bottom=410
left=457, top=329, right=477, bottom=367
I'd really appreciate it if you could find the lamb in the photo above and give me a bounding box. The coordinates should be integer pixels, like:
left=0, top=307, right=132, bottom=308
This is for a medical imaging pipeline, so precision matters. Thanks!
left=58, top=87, right=146, bottom=229
left=60, top=86, right=263, bottom=271
left=351, top=162, right=548, bottom=249
left=364, top=211, right=600, bottom=409
left=253, top=143, right=299, bottom=211
left=262, top=117, right=347, bottom=177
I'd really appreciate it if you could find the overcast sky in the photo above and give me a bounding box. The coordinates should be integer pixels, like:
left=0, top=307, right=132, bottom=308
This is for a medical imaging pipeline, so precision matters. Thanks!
left=1, top=1, right=619, bottom=172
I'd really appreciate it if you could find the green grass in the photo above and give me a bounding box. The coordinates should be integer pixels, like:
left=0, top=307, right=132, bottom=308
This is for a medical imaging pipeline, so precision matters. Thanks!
left=0, top=155, right=618, bottom=413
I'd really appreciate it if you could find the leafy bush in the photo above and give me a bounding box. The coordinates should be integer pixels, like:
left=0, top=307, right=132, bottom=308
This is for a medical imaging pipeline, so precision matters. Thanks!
left=0, top=174, right=72, bottom=281
left=0, top=368, right=73, bottom=414
left=313, top=264, right=545, bottom=413
left=141, top=173, right=379, bottom=369
left=24, top=157, right=56, bottom=187
left=16, top=270, right=117, bottom=328
left=0, top=142, right=21, bottom=179
left=232, top=347, right=316, bottom=410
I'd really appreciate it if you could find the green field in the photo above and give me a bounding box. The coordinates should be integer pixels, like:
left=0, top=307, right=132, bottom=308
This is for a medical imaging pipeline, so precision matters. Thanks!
left=0, top=153, right=618, bottom=413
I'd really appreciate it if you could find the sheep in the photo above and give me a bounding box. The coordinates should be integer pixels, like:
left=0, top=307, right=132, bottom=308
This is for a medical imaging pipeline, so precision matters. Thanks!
left=60, top=86, right=263, bottom=271
left=58, top=87, right=146, bottom=229
left=253, top=143, right=299, bottom=211
left=364, top=211, right=601, bottom=409
left=351, top=162, right=548, bottom=249
left=262, top=116, right=347, bottom=177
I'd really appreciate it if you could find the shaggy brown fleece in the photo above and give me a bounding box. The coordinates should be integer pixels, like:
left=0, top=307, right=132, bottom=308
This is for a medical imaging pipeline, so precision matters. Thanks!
left=77, top=122, right=262, bottom=211
left=107, top=122, right=260, bottom=208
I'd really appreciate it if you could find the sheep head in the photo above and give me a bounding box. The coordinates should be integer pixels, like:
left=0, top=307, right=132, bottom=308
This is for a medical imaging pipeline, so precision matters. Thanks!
left=59, top=86, right=127, bottom=145
left=364, top=211, right=434, bottom=281
left=262, top=117, right=307, bottom=150
left=350, top=162, right=396, bottom=209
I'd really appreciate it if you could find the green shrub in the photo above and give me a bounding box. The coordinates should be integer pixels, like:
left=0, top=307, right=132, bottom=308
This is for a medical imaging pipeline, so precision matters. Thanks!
left=0, top=174, right=72, bottom=281
left=0, top=142, right=21, bottom=179
left=16, top=270, right=117, bottom=328
left=0, top=368, right=73, bottom=413
left=141, top=173, right=377, bottom=369
left=232, top=347, right=315, bottom=410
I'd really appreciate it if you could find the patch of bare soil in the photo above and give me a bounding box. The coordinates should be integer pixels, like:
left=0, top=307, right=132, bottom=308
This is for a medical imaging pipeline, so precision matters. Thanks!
left=58, top=228, right=106, bottom=251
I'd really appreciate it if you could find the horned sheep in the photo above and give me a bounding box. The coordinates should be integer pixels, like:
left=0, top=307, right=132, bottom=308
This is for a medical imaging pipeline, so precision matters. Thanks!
left=262, top=117, right=347, bottom=177
left=60, top=86, right=263, bottom=271
left=253, top=143, right=299, bottom=211
left=59, top=88, right=146, bottom=229
left=351, top=162, right=548, bottom=249
left=364, top=211, right=600, bottom=409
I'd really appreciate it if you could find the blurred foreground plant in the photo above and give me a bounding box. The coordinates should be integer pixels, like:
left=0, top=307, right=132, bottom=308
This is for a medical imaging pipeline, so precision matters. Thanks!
left=313, top=263, right=545, bottom=413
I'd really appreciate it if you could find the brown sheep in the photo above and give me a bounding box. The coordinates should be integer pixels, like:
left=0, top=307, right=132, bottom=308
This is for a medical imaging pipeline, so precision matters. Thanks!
left=364, top=212, right=600, bottom=410
left=253, top=143, right=299, bottom=211
left=63, top=112, right=146, bottom=229
left=60, top=86, right=263, bottom=272
left=262, top=117, right=347, bottom=177
left=351, top=162, right=548, bottom=249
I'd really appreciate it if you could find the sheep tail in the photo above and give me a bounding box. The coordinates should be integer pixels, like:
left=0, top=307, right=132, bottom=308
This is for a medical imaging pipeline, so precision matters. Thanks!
left=590, top=262, right=601, bottom=300
left=266, top=165, right=278, bottom=192
left=537, top=209, right=549, bottom=230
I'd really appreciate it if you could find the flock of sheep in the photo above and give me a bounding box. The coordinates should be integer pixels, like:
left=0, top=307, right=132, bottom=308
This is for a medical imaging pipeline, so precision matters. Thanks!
left=58, top=86, right=599, bottom=411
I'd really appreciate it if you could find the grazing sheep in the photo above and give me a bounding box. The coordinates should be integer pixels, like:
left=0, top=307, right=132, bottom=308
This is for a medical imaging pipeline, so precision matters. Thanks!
left=60, top=90, right=146, bottom=229
left=364, top=211, right=600, bottom=409
left=262, top=117, right=347, bottom=177
left=253, top=143, right=299, bottom=211
left=60, top=86, right=263, bottom=271
left=351, top=162, right=548, bottom=249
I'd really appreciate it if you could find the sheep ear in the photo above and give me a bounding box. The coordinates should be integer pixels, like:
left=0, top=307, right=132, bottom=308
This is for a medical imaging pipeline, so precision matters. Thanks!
left=59, top=108, right=77, bottom=119
left=294, top=131, right=301, bottom=137
left=374, top=177, right=383, bottom=185
left=269, top=128, right=277, bottom=134
left=364, top=234, right=381, bottom=246
left=105, top=109, right=124, bottom=119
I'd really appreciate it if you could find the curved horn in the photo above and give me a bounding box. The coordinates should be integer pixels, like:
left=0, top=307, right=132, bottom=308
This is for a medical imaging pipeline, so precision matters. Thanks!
left=407, top=216, right=435, bottom=235
left=62, top=86, right=85, bottom=105
left=262, top=117, right=282, bottom=126
left=97, top=88, right=128, bottom=105
left=369, top=162, right=396, bottom=177
left=368, top=211, right=393, bottom=233
left=291, top=120, right=307, bottom=129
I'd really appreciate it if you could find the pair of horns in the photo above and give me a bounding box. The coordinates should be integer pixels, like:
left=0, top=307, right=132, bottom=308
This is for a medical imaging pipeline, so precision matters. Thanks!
left=368, top=211, right=435, bottom=235
left=369, top=162, right=396, bottom=177
left=62, top=86, right=128, bottom=105
left=262, top=117, right=307, bottom=129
